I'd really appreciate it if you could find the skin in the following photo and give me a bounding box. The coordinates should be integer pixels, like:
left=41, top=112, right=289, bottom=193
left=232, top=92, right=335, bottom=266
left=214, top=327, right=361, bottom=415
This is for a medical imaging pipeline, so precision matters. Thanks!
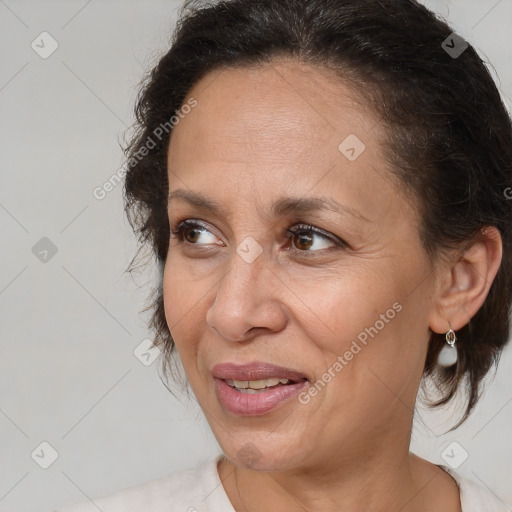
left=163, top=58, right=502, bottom=512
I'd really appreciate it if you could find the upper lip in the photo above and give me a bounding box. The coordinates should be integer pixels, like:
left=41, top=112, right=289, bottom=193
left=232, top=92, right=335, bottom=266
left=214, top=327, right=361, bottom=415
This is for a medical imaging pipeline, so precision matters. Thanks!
left=212, top=362, right=309, bottom=382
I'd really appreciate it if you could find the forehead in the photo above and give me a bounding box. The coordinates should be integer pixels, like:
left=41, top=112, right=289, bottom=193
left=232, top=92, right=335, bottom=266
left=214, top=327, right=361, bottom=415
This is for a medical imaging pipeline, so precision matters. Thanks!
left=169, top=59, right=377, bottom=162
left=167, top=59, right=403, bottom=223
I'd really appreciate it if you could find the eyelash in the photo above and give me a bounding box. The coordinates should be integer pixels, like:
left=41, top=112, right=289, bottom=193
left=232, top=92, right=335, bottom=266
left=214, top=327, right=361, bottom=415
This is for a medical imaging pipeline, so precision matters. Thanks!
left=170, top=219, right=347, bottom=256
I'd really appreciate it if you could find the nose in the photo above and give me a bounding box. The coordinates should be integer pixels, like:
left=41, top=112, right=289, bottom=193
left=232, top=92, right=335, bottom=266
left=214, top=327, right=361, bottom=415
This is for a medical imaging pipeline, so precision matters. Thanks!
left=205, top=246, right=287, bottom=343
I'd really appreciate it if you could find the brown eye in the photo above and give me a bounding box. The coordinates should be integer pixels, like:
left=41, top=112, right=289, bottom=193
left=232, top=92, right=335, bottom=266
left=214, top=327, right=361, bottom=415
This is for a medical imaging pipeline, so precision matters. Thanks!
left=293, top=232, right=314, bottom=250
left=284, top=224, right=346, bottom=254
left=182, top=225, right=201, bottom=243
left=170, top=220, right=219, bottom=245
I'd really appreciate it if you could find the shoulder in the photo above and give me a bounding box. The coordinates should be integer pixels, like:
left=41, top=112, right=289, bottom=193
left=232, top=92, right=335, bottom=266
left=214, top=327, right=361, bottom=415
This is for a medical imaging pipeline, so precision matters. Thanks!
left=440, top=466, right=510, bottom=512
left=53, top=454, right=234, bottom=512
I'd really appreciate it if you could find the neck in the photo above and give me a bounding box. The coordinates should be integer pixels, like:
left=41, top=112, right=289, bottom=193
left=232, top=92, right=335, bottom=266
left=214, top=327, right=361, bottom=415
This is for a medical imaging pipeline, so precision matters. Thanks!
left=217, top=429, right=460, bottom=512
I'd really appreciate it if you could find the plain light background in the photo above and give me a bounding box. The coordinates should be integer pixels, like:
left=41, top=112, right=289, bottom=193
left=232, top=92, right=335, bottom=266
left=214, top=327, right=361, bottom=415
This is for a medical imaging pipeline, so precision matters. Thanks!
left=0, top=1, right=511, bottom=511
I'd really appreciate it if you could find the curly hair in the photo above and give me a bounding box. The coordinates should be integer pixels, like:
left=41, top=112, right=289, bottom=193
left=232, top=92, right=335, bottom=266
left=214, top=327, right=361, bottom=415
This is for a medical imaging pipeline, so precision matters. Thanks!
left=123, top=0, right=512, bottom=426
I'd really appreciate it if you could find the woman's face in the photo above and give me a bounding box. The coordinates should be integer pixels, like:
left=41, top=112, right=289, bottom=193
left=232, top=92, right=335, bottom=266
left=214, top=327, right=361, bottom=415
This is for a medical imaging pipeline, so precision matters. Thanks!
left=164, top=59, right=437, bottom=471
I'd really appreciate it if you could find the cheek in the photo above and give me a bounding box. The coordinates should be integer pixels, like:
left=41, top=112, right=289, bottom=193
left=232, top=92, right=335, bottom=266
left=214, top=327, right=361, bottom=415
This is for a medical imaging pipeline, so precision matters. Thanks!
left=301, top=260, right=429, bottom=389
left=344, top=292, right=430, bottom=409
left=301, top=267, right=401, bottom=347
left=162, top=258, right=207, bottom=363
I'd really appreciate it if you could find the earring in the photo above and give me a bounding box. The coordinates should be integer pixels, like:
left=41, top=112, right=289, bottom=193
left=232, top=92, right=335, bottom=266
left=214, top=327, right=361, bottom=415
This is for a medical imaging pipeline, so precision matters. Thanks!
left=437, top=328, right=458, bottom=367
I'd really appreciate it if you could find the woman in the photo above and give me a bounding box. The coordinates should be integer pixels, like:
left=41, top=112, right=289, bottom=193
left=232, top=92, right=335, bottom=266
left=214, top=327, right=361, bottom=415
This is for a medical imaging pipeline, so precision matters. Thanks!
left=56, top=0, right=512, bottom=510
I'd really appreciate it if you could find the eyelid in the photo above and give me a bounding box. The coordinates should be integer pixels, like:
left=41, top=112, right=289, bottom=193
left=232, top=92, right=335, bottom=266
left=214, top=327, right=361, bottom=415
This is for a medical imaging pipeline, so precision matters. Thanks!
left=171, top=218, right=208, bottom=233
left=171, top=218, right=225, bottom=245
left=171, top=218, right=350, bottom=255
left=286, top=223, right=344, bottom=244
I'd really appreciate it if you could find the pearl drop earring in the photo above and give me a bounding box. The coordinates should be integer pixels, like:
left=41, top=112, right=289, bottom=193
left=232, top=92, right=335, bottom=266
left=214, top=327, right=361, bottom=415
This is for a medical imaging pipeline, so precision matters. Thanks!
left=437, top=328, right=458, bottom=367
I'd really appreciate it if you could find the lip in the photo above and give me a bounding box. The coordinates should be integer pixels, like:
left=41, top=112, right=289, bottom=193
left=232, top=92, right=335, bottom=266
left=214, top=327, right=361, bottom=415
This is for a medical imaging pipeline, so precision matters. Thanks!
left=212, top=362, right=309, bottom=416
left=212, top=362, right=308, bottom=382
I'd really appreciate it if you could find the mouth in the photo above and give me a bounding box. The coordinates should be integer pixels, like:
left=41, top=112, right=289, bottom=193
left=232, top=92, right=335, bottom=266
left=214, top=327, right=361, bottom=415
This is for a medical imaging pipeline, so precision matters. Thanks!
left=212, top=362, right=310, bottom=415
left=223, top=377, right=305, bottom=394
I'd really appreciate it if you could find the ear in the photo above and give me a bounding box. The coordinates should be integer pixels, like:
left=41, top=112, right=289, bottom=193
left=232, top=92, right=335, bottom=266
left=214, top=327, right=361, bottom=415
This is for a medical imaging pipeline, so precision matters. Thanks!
left=429, top=226, right=503, bottom=334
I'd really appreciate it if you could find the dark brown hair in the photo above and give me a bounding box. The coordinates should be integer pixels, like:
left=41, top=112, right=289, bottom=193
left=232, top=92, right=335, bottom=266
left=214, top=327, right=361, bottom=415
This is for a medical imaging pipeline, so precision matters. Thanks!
left=123, top=0, right=512, bottom=426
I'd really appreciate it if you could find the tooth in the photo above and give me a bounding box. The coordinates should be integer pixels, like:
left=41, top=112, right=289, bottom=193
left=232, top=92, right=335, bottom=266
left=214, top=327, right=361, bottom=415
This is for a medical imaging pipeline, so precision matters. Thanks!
left=247, top=378, right=282, bottom=389
left=229, top=378, right=292, bottom=391
left=248, top=379, right=270, bottom=389
left=239, top=388, right=259, bottom=394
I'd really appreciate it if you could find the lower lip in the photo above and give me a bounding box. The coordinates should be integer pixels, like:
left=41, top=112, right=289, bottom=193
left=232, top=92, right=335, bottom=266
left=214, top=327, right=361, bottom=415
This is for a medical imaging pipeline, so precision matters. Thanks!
left=214, top=378, right=308, bottom=416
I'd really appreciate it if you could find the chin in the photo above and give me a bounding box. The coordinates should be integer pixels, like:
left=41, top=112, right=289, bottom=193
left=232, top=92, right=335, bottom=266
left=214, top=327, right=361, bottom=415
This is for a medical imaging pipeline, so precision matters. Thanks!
left=216, top=431, right=311, bottom=472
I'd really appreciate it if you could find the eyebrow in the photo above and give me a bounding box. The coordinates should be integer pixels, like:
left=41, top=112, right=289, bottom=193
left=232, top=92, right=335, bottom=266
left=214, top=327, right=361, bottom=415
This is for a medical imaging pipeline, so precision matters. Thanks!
left=167, top=189, right=370, bottom=222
